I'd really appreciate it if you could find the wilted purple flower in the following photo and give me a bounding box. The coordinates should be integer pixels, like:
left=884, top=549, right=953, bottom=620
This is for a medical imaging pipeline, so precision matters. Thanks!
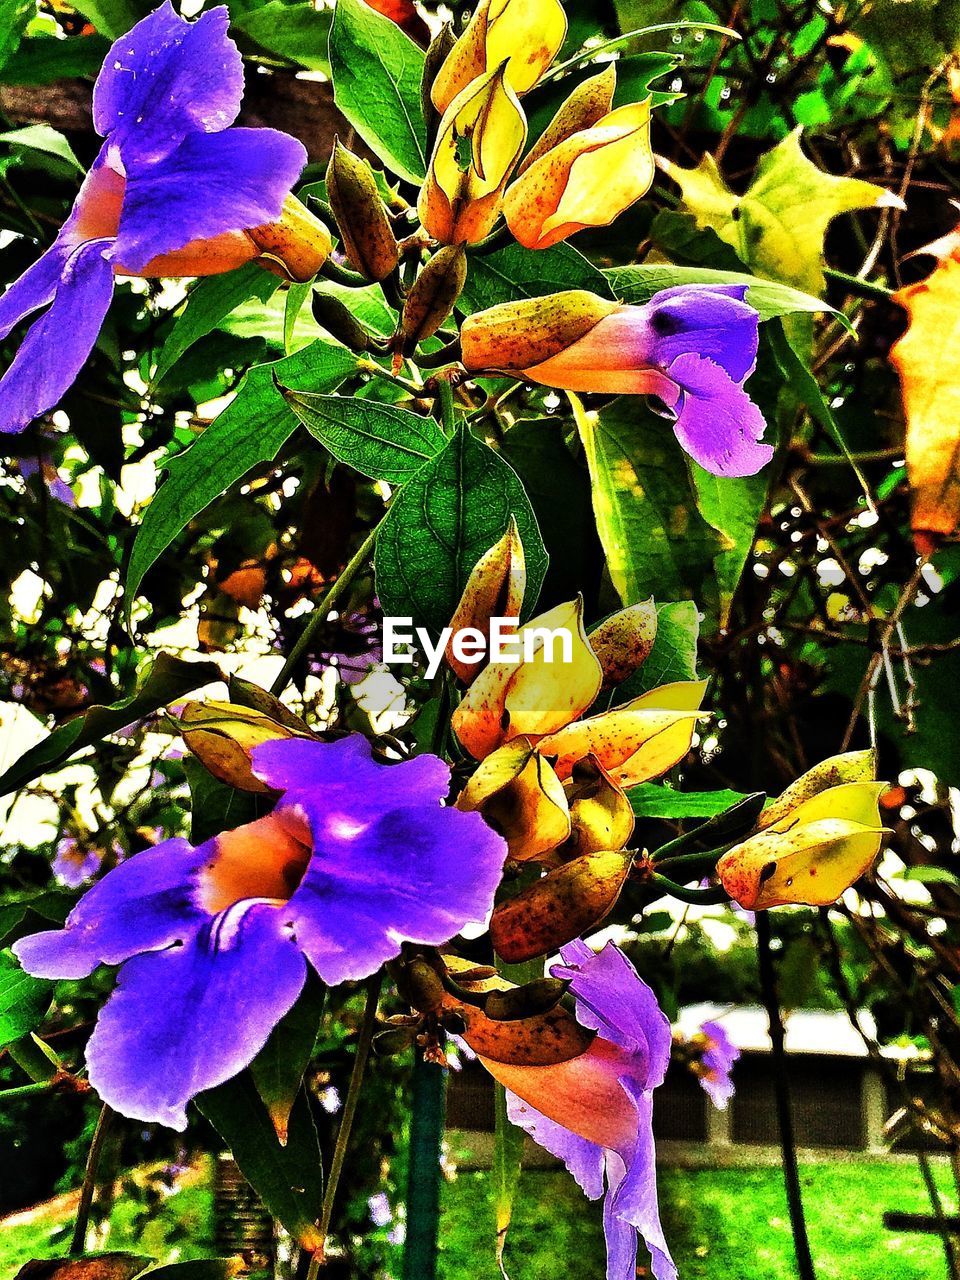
left=0, top=2, right=311, bottom=434
left=482, top=941, right=677, bottom=1280
left=15, top=735, right=507, bottom=1129
left=461, top=284, right=771, bottom=477
left=697, top=1020, right=739, bottom=1109
left=52, top=838, right=103, bottom=889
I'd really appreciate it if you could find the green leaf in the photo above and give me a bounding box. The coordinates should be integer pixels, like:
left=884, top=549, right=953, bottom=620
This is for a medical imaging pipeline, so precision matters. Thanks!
left=0, top=0, right=34, bottom=74
left=278, top=387, right=446, bottom=484
left=181, top=756, right=265, bottom=846
left=197, top=1072, right=323, bottom=1250
left=618, top=600, right=699, bottom=699
left=690, top=464, right=769, bottom=630
left=605, top=262, right=841, bottom=323
left=152, top=265, right=280, bottom=386
left=0, top=653, right=221, bottom=796
left=573, top=397, right=724, bottom=607
left=235, top=1, right=332, bottom=71
left=250, top=973, right=325, bottom=1144
left=71, top=0, right=149, bottom=40
left=328, top=0, right=427, bottom=185
left=126, top=340, right=358, bottom=609
left=493, top=1083, right=525, bottom=1276
left=899, top=866, right=960, bottom=887
left=0, top=951, right=52, bottom=1050
left=628, top=783, right=752, bottom=818
left=461, top=242, right=612, bottom=313
left=0, top=124, right=83, bottom=172
left=375, top=426, right=548, bottom=635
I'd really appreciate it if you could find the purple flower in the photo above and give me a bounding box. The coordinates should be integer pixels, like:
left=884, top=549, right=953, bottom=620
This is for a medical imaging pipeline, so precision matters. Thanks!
left=14, top=735, right=507, bottom=1129
left=0, top=2, right=309, bottom=435
left=368, top=1191, right=393, bottom=1228
left=480, top=941, right=676, bottom=1280
left=52, top=838, right=103, bottom=889
left=462, top=284, right=772, bottom=477
left=697, top=1020, right=739, bottom=1109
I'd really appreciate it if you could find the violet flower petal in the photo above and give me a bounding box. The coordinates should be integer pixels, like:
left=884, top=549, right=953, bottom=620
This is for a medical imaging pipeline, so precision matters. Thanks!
left=0, top=240, right=115, bottom=434
left=699, top=1019, right=739, bottom=1109
left=644, top=284, right=759, bottom=383
left=13, top=836, right=209, bottom=978
left=113, top=127, right=306, bottom=273
left=505, top=1090, right=605, bottom=1198
left=85, top=901, right=306, bottom=1129
left=92, top=3, right=244, bottom=165
left=0, top=243, right=66, bottom=341
left=666, top=352, right=774, bottom=478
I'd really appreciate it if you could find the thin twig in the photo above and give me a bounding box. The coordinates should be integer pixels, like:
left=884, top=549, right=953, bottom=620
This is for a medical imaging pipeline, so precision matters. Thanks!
left=70, top=1104, right=113, bottom=1255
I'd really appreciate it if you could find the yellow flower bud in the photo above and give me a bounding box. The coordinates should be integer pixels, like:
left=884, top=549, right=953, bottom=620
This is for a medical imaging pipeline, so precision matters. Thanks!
left=180, top=699, right=306, bottom=793
left=490, top=849, right=633, bottom=963
left=538, top=681, right=708, bottom=787
left=588, top=599, right=658, bottom=691
left=451, top=597, right=602, bottom=759
left=460, top=289, right=618, bottom=374
left=717, top=780, right=888, bottom=910
left=516, top=64, right=617, bottom=177
left=401, top=243, right=468, bottom=347
left=756, top=749, right=876, bottom=830
left=246, top=193, right=333, bottom=283
left=418, top=66, right=527, bottom=245
left=445, top=517, right=526, bottom=683
left=431, top=0, right=568, bottom=115
left=504, top=99, right=655, bottom=250
left=457, top=736, right=571, bottom=860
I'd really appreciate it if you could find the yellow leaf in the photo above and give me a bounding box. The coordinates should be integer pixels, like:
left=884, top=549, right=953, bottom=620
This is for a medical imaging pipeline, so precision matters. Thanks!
left=890, top=244, right=960, bottom=553
left=660, top=127, right=896, bottom=296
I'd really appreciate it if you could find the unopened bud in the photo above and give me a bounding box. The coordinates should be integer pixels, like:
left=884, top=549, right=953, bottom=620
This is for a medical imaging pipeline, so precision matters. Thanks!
left=588, top=599, right=658, bottom=691
left=402, top=244, right=467, bottom=350
left=460, top=290, right=618, bottom=375
left=446, top=517, right=525, bottom=683
left=311, top=290, right=377, bottom=352
left=517, top=63, right=616, bottom=177
left=325, top=140, right=400, bottom=282
left=483, top=976, right=568, bottom=1020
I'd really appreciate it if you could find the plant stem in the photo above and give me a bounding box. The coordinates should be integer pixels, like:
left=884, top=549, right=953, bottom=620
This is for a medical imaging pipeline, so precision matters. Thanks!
left=437, top=380, right=456, bottom=435
left=823, top=267, right=893, bottom=300
left=0, top=1079, right=58, bottom=1102
left=308, top=971, right=383, bottom=1278
left=756, top=914, right=816, bottom=1280
left=271, top=519, right=384, bottom=696
left=70, top=1104, right=114, bottom=1255
left=402, top=1051, right=447, bottom=1280
left=357, top=358, right=424, bottom=397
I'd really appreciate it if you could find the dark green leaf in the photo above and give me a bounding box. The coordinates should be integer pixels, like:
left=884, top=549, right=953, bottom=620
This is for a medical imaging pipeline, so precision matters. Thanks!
left=0, top=0, right=34, bottom=74
left=0, top=653, right=221, bottom=796
left=71, top=0, right=149, bottom=39
left=375, top=426, right=548, bottom=635
left=628, top=784, right=753, bottom=818
left=152, top=265, right=280, bottom=386
left=251, top=972, right=326, bottom=1143
left=0, top=950, right=53, bottom=1050
left=328, top=0, right=427, bottom=185
left=126, top=340, right=358, bottom=610
left=182, top=756, right=264, bottom=845
left=0, top=33, right=110, bottom=84
left=278, top=386, right=446, bottom=483
left=197, top=1072, right=323, bottom=1250
left=461, top=242, right=612, bottom=313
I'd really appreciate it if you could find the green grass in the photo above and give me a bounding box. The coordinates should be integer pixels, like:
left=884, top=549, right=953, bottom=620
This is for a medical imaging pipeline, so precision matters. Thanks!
left=438, top=1162, right=960, bottom=1280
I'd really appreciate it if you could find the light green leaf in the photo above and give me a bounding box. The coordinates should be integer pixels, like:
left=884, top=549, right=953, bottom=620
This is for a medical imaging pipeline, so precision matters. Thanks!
left=250, top=974, right=326, bottom=1144
left=573, top=396, right=724, bottom=607
left=235, top=1, right=332, bottom=71
left=900, top=866, right=960, bottom=887
left=0, top=950, right=52, bottom=1050
left=0, top=123, right=83, bottom=172
left=71, top=0, right=149, bottom=40
left=691, top=465, right=769, bottom=630
left=605, top=263, right=843, bottom=324
left=628, top=783, right=751, bottom=818
left=0, top=654, right=221, bottom=796
left=153, top=264, right=280, bottom=386
left=328, top=0, right=427, bottom=185
left=660, top=127, right=896, bottom=295
left=0, top=32, right=110, bottom=83
left=278, top=387, right=446, bottom=484
left=461, top=242, right=611, bottom=313
left=375, top=426, right=548, bottom=635
left=126, top=340, right=358, bottom=609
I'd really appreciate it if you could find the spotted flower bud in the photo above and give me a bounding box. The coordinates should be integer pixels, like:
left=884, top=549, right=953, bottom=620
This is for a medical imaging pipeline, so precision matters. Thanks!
left=516, top=64, right=617, bottom=177
left=325, top=141, right=399, bottom=282
left=431, top=0, right=567, bottom=115
left=717, top=779, right=888, bottom=910
left=460, top=289, right=618, bottom=374
left=504, top=99, right=655, bottom=250
left=402, top=243, right=468, bottom=348
left=490, top=849, right=634, bottom=963
left=418, top=66, right=527, bottom=245
left=445, top=517, right=526, bottom=683
left=588, top=600, right=658, bottom=691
